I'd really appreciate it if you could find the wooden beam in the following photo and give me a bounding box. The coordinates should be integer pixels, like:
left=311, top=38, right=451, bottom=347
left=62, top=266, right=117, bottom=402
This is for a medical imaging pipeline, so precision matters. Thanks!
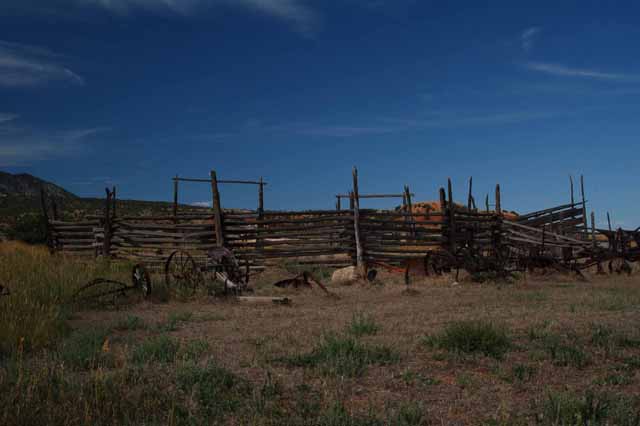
left=447, top=178, right=456, bottom=252
left=569, top=175, right=575, bottom=205
left=103, top=188, right=112, bottom=258
left=580, top=175, right=588, bottom=238
left=173, top=177, right=267, bottom=185
left=352, top=167, right=364, bottom=270
left=467, top=176, right=473, bottom=210
left=210, top=170, right=225, bottom=247
left=495, top=184, right=502, bottom=215
left=335, top=193, right=412, bottom=199
left=173, top=175, right=179, bottom=221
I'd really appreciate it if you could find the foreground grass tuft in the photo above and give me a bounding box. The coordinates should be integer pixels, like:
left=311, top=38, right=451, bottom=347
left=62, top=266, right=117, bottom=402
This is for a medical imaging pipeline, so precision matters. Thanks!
left=424, top=320, right=511, bottom=359
left=347, top=312, right=380, bottom=337
left=132, top=334, right=180, bottom=364
left=540, top=389, right=640, bottom=426
left=280, top=334, right=399, bottom=377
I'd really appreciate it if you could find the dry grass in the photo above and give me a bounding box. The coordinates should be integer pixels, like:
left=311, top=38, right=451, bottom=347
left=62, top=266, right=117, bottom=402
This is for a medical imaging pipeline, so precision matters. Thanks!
left=2, top=242, right=640, bottom=424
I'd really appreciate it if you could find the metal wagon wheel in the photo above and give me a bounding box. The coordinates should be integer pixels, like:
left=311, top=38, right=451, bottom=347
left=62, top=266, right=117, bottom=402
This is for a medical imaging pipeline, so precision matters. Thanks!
left=132, top=264, right=152, bottom=297
left=165, top=250, right=201, bottom=296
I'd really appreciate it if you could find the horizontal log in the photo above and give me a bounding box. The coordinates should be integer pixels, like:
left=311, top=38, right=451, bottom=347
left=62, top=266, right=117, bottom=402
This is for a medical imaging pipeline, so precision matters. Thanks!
left=517, top=202, right=581, bottom=221
left=263, top=210, right=352, bottom=217
left=49, top=220, right=99, bottom=226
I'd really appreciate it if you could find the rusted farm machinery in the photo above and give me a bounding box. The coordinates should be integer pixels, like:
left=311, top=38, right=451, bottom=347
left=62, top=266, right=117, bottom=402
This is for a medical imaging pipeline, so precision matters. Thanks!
left=164, top=247, right=250, bottom=296
left=72, top=247, right=250, bottom=304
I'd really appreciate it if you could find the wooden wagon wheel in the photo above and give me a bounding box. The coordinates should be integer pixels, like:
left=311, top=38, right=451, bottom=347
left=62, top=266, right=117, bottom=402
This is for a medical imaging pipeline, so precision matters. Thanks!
left=132, top=264, right=152, bottom=297
left=165, top=250, right=201, bottom=296
left=609, top=257, right=631, bottom=275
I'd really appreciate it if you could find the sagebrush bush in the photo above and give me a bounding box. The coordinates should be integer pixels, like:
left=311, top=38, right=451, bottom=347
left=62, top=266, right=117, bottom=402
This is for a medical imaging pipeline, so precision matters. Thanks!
left=424, top=320, right=511, bottom=359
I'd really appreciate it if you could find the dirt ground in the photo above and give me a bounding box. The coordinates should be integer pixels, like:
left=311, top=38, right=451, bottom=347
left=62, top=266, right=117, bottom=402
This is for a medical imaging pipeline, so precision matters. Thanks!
left=70, top=267, right=640, bottom=425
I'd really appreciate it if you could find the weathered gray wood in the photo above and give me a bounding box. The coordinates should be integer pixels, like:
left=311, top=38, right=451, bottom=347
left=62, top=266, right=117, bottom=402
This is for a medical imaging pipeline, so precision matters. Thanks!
left=352, top=167, right=363, bottom=269
left=211, top=170, right=225, bottom=247
left=495, top=184, right=501, bottom=215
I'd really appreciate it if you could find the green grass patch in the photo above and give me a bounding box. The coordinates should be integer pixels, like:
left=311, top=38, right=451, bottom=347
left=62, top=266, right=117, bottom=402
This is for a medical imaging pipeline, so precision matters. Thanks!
left=113, top=314, right=145, bottom=331
left=132, top=334, right=180, bottom=364
left=57, top=327, right=113, bottom=370
left=542, top=334, right=590, bottom=369
left=540, top=390, right=640, bottom=426
left=279, top=334, right=399, bottom=378
left=347, top=312, right=380, bottom=337
left=424, top=320, right=511, bottom=360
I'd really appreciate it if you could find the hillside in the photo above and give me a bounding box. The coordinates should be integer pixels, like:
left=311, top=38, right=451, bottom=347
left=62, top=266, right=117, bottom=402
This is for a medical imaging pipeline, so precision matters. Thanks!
left=0, top=171, right=202, bottom=242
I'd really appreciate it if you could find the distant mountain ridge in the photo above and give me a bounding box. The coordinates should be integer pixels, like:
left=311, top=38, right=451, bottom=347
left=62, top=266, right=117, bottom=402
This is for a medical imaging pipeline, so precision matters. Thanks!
left=0, top=171, right=78, bottom=201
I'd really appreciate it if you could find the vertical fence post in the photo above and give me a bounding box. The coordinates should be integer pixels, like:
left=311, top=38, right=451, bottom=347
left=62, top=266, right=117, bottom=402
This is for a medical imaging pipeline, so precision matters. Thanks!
left=173, top=175, right=179, bottom=222
left=210, top=170, right=225, bottom=248
left=495, top=184, right=502, bottom=216
left=336, top=196, right=341, bottom=211
left=591, top=211, right=597, bottom=250
left=569, top=175, right=575, bottom=205
left=580, top=175, right=588, bottom=239
left=467, top=176, right=473, bottom=211
left=112, top=186, right=117, bottom=219
left=256, top=177, right=264, bottom=257
left=404, top=185, right=415, bottom=238
left=103, top=188, right=112, bottom=258
left=352, top=167, right=364, bottom=271
left=447, top=178, right=456, bottom=252
left=485, top=194, right=490, bottom=213
left=40, top=188, right=53, bottom=253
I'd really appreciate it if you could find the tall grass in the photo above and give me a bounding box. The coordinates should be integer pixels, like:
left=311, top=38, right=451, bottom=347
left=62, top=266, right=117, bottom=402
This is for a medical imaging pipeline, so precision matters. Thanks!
left=0, top=242, right=130, bottom=355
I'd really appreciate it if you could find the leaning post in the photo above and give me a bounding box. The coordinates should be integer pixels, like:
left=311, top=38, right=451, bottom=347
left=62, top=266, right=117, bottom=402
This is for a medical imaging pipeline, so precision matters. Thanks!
left=103, top=188, right=112, bottom=258
left=210, top=170, right=225, bottom=248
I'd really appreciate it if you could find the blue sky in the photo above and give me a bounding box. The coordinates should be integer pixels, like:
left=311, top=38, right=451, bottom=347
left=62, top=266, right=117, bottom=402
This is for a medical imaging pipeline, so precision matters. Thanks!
left=1, top=1, right=639, bottom=227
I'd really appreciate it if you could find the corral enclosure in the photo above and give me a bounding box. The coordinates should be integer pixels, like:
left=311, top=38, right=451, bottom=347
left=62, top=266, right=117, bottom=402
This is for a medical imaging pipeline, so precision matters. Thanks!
left=42, top=168, right=639, bottom=279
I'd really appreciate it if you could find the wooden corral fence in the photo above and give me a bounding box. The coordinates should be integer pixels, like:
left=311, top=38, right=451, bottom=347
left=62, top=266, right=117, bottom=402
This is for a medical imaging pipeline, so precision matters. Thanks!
left=43, top=168, right=638, bottom=276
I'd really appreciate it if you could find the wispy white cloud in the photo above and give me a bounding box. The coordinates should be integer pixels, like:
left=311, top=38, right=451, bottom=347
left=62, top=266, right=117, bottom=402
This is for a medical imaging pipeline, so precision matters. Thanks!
left=0, top=40, right=84, bottom=88
left=75, top=0, right=318, bottom=34
left=525, top=62, right=636, bottom=81
left=0, top=113, right=19, bottom=123
left=0, top=119, right=108, bottom=166
left=520, top=26, right=541, bottom=52
left=205, top=109, right=568, bottom=142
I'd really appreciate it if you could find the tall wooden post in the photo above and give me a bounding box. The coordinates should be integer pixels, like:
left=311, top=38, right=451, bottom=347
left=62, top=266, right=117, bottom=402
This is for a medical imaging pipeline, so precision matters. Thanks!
left=210, top=170, right=225, bottom=248
left=404, top=185, right=415, bottom=238
left=607, top=212, right=612, bottom=232
left=591, top=211, right=597, bottom=250
left=112, top=186, right=117, bottom=219
left=439, top=187, right=447, bottom=212
left=103, top=188, right=112, bottom=258
left=485, top=194, right=490, bottom=213
left=447, top=178, right=456, bottom=252
left=40, top=188, right=53, bottom=253
left=467, top=177, right=473, bottom=210
left=336, top=196, right=341, bottom=211
left=352, top=167, right=364, bottom=271
left=495, top=184, right=502, bottom=215
left=569, top=175, right=575, bottom=205
left=173, top=175, right=179, bottom=221
left=580, top=175, right=588, bottom=238
left=256, top=176, right=264, bottom=257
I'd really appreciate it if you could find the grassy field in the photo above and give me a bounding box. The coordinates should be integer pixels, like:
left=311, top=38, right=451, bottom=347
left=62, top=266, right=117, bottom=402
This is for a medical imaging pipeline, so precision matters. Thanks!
left=2, top=242, right=640, bottom=425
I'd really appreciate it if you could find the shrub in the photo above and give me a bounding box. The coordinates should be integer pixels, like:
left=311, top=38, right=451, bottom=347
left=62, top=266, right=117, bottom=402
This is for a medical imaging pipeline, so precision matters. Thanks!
left=424, top=320, right=511, bottom=359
